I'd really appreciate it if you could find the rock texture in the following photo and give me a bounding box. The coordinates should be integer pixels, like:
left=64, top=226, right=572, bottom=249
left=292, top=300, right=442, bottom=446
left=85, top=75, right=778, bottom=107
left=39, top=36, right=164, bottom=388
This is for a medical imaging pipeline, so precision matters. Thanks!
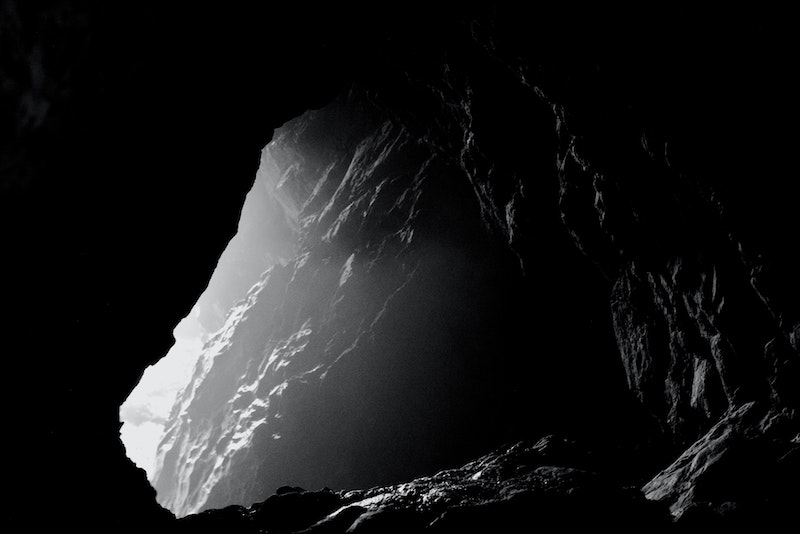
left=169, top=436, right=671, bottom=533
left=4, top=4, right=798, bottom=532
left=471, top=9, right=800, bottom=449
left=643, top=402, right=798, bottom=527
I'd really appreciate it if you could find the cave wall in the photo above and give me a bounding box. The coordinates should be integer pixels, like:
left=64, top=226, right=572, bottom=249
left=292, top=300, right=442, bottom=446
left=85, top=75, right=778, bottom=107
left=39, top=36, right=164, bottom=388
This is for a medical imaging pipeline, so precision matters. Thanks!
left=3, top=4, right=797, bottom=531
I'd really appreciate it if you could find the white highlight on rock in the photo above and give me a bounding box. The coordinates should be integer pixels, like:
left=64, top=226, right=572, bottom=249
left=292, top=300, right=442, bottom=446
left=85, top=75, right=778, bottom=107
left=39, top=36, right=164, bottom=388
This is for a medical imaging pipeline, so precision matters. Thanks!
left=119, top=307, right=205, bottom=479
left=340, top=253, right=356, bottom=286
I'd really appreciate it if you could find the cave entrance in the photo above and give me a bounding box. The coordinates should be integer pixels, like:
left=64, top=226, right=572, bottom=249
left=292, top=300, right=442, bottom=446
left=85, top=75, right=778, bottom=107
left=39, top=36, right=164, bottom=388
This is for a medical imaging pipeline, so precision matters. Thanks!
left=117, top=89, right=549, bottom=519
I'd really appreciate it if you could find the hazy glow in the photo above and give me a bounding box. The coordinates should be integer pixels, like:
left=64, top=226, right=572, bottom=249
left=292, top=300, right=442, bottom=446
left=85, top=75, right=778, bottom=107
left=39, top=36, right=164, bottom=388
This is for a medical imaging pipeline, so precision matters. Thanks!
left=119, top=145, right=295, bottom=482
left=120, top=309, right=206, bottom=479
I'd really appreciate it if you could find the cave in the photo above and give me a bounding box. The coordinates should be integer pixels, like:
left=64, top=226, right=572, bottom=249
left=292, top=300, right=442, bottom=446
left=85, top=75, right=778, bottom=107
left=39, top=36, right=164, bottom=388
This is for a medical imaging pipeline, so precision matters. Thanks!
left=3, top=4, right=798, bottom=533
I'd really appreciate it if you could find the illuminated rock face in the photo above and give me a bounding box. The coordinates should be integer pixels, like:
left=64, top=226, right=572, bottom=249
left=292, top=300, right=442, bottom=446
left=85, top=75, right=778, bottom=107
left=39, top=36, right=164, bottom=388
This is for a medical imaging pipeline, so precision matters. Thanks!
left=152, top=95, right=544, bottom=516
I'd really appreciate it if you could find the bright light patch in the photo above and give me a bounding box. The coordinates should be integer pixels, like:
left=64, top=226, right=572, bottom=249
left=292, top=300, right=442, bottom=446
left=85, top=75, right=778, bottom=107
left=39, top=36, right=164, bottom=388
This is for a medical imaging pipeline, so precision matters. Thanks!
left=118, top=143, right=297, bottom=487
left=120, top=421, right=165, bottom=478
left=119, top=310, right=205, bottom=479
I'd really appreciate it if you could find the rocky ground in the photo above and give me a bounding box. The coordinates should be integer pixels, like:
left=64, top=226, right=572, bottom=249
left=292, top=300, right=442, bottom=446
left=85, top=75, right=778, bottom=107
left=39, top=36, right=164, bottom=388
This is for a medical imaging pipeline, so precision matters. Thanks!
left=171, top=436, right=671, bottom=533
left=173, top=408, right=798, bottom=531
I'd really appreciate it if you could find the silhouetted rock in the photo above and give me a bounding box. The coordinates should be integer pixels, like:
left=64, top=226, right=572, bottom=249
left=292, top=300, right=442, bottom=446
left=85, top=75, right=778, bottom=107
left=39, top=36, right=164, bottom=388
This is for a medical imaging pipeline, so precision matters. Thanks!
left=174, top=438, right=672, bottom=533
left=277, top=486, right=307, bottom=496
left=251, top=488, right=343, bottom=533
left=171, top=505, right=253, bottom=534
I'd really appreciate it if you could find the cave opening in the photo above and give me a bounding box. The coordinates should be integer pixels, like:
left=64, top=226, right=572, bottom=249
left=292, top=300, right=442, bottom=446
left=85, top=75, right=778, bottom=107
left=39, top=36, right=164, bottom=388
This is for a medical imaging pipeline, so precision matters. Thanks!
left=117, top=83, right=643, bottom=520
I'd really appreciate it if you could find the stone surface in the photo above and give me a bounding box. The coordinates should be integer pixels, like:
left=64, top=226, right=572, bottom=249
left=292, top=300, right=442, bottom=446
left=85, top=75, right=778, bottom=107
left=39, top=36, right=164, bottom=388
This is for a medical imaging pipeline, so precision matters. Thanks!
left=168, top=436, right=671, bottom=533
left=643, top=402, right=798, bottom=526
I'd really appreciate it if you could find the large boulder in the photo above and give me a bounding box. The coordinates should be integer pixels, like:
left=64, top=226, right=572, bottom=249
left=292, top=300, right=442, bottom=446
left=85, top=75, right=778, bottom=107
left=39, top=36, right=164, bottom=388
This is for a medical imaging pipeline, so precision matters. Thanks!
left=643, top=402, right=798, bottom=527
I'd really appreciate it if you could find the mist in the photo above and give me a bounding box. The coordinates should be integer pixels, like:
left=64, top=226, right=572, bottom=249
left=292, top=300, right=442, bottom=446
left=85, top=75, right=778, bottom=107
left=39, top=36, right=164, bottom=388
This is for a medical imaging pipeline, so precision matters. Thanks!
left=119, top=142, right=298, bottom=479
